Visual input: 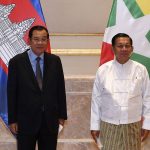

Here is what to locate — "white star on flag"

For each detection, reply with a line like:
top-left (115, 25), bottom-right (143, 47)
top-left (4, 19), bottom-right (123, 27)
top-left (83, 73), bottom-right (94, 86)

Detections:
top-left (104, 0), bottom-right (150, 57)
top-left (101, 0), bottom-right (150, 74)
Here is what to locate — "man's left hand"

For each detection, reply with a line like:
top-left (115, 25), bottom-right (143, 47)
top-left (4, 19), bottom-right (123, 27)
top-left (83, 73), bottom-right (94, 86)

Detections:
top-left (59, 119), bottom-right (65, 126)
top-left (141, 129), bottom-right (149, 142)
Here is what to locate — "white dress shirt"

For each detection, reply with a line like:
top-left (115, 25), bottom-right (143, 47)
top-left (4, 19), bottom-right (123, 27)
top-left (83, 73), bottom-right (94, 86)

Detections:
top-left (90, 59), bottom-right (150, 130)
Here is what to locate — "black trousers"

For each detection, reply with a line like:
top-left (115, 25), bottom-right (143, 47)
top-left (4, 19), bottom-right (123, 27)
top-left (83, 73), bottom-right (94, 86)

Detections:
top-left (17, 114), bottom-right (58, 150)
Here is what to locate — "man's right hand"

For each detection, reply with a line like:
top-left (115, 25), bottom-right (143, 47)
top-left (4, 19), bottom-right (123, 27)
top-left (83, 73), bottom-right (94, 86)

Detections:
top-left (9, 123), bottom-right (18, 134)
top-left (91, 130), bottom-right (100, 143)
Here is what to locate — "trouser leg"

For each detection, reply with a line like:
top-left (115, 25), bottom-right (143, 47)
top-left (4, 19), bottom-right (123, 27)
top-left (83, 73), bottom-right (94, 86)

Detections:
top-left (17, 134), bottom-right (37, 150)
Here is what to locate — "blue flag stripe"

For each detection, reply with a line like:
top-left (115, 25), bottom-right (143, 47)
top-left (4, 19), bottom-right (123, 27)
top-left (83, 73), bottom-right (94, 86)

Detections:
top-left (30, 0), bottom-right (46, 22)
top-left (0, 67), bottom-right (8, 124)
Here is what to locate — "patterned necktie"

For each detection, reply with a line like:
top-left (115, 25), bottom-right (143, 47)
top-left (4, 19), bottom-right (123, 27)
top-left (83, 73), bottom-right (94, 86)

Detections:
top-left (36, 57), bottom-right (42, 90)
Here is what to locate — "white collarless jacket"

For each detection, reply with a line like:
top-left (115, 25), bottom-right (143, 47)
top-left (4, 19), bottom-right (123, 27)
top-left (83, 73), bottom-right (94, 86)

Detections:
top-left (90, 59), bottom-right (150, 130)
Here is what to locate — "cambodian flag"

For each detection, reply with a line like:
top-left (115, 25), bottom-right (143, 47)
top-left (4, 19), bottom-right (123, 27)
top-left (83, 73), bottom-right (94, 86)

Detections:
top-left (0, 0), bottom-right (50, 125)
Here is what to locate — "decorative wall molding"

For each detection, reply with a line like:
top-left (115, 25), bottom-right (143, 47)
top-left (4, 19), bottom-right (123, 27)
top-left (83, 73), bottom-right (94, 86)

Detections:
top-left (51, 49), bottom-right (100, 56)
top-left (50, 33), bottom-right (104, 36)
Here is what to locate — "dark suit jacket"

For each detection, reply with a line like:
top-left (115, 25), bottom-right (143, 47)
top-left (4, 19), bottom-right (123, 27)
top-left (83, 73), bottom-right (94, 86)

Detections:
top-left (7, 50), bottom-right (67, 134)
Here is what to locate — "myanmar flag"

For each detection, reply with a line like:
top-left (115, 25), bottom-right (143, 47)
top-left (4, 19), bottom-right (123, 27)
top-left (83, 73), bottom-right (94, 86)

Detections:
top-left (0, 0), bottom-right (49, 125)
top-left (101, 0), bottom-right (150, 74)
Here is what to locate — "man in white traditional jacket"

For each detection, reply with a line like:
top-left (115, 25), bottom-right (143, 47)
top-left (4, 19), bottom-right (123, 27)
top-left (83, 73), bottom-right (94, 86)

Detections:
top-left (90, 33), bottom-right (150, 150)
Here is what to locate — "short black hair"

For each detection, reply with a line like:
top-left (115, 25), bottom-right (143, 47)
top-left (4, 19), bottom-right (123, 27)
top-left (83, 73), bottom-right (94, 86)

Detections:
top-left (112, 33), bottom-right (132, 46)
top-left (29, 25), bottom-right (49, 39)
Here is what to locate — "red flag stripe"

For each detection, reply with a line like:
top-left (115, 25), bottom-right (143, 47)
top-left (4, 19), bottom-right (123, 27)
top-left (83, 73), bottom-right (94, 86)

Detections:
top-left (100, 42), bottom-right (114, 65)
top-left (0, 59), bottom-right (8, 74)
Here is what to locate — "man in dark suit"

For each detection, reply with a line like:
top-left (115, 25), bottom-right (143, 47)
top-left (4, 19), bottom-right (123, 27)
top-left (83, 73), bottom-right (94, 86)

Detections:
top-left (7, 25), bottom-right (67, 150)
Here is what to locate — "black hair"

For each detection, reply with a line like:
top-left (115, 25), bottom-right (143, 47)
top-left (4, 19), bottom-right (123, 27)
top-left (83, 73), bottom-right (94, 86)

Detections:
top-left (112, 33), bottom-right (132, 46)
top-left (29, 25), bottom-right (49, 39)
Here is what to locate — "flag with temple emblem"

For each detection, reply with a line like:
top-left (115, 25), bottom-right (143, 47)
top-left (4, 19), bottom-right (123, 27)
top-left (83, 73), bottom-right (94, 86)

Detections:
top-left (101, 0), bottom-right (150, 74)
top-left (0, 0), bottom-right (50, 125)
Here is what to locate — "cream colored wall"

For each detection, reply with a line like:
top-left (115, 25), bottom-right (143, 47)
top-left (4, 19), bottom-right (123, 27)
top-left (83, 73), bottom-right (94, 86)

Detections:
top-left (40, 0), bottom-right (113, 75)
top-left (41, 0), bottom-right (113, 34)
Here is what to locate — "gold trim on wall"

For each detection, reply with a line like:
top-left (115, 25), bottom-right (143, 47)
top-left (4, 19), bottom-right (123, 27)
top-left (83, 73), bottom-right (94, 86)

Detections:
top-left (50, 33), bottom-right (103, 56)
top-left (51, 49), bottom-right (100, 56)
top-left (50, 33), bottom-right (104, 36)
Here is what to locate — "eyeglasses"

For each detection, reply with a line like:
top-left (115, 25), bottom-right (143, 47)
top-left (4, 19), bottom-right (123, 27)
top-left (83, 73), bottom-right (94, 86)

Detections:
top-left (115, 45), bottom-right (132, 49)
top-left (32, 38), bottom-right (48, 43)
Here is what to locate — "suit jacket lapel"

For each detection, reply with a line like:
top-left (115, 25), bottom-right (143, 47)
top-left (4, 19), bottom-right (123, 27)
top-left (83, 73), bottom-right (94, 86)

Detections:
top-left (22, 51), bottom-right (40, 89)
top-left (42, 52), bottom-right (52, 90)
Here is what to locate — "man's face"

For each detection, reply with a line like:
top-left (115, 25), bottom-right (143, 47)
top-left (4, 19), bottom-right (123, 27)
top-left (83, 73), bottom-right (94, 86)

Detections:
top-left (29, 29), bottom-right (48, 56)
top-left (113, 37), bottom-right (133, 64)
